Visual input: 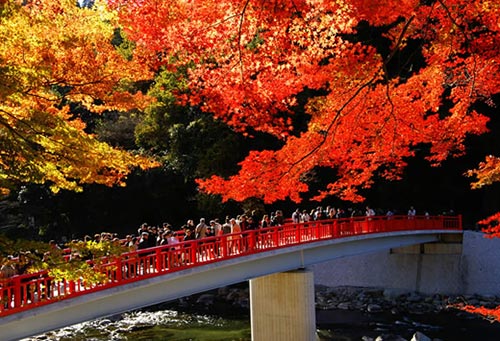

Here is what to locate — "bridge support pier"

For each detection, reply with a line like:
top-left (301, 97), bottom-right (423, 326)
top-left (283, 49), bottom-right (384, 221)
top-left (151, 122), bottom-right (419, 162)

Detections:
top-left (250, 268), bottom-right (316, 341)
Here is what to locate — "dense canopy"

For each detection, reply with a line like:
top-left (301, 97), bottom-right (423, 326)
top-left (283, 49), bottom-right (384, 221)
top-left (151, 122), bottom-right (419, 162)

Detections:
top-left (109, 0), bottom-right (500, 203)
top-left (1, 0), bottom-right (499, 205)
top-left (0, 0), bottom-right (156, 195)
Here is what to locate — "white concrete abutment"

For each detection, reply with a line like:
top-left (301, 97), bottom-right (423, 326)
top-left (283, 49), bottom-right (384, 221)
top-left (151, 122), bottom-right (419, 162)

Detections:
top-left (313, 231), bottom-right (500, 296)
top-left (250, 269), bottom-right (317, 341)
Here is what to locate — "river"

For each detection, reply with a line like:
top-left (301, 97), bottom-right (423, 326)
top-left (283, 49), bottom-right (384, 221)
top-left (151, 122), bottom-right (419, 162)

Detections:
top-left (24, 287), bottom-right (500, 341)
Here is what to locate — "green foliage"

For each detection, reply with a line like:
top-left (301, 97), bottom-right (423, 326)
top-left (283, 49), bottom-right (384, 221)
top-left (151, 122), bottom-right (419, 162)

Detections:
top-left (135, 69), bottom-right (244, 180)
top-left (111, 28), bottom-right (136, 61)
top-left (94, 111), bottom-right (142, 149)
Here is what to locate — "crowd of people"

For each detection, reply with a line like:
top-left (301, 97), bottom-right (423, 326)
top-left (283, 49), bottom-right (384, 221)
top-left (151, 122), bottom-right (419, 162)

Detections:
top-left (89, 204), bottom-right (446, 252)
top-left (119, 209), bottom-right (286, 252)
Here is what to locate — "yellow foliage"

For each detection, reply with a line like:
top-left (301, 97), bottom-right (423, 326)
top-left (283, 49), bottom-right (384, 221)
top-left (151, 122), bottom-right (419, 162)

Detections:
top-left (0, 0), bottom-right (157, 192)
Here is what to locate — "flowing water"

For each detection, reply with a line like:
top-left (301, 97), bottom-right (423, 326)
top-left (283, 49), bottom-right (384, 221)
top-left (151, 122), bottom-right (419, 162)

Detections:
top-left (24, 290), bottom-right (500, 341)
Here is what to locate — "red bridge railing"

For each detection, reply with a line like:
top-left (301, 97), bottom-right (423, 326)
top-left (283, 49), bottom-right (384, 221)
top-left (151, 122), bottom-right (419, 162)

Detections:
top-left (0, 215), bottom-right (461, 317)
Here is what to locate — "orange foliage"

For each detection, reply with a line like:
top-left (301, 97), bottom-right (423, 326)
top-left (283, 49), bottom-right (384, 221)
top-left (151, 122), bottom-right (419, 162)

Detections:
top-left (461, 305), bottom-right (500, 323)
top-left (110, 0), bottom-right (500, 203)
top-left (468, 156), bottom-right (500, 190)
top-left (476, 212), bottom-right (500, 238)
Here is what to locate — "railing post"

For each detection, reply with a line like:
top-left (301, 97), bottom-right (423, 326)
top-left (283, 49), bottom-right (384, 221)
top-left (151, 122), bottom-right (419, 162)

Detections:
top-left (115, 257), bottom-right (122, 281)
top-left (155, 248), bottom-right (162, 273)
top-left (315, 222), bottom-right (321, 240)
top-left (13, 276), bottom-right (21, 308)
top-left (249, 231), bottom-right (256, 251)
top-left (69, 280), bottom-right (75, 294)
top-left (220, 237), bottom-right (228, 258)
top-left (273, 228), bottom-right (279, 246)
top-left (190, 242), bottom-right (197, 264)
top-left (362, 218), bottom-right (368, 234)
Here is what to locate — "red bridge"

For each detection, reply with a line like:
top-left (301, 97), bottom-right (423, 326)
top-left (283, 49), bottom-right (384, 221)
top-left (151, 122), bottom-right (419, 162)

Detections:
top-left (0, 215), bottom-right (462, 340)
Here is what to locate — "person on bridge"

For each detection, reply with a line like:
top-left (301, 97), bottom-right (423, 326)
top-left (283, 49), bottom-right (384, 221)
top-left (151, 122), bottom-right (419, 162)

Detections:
top-left (313, 207), bottom-right (323, 221)
top-left (186, 219), bottom-right (195, 233)
top-left (1, 258), bottom-right (17, 309)
top-left (182, 226), bottom-right (196, 241)
top-left (272, 210), bottom-right (284, 225)
top-left (365, 206), bottom-right (376, 218)
top-left (408, 206), bottom-right (416, 219)
top-left (210, 219), bottom-right (223, 236)
top-left (228, 218), bottom-right (242, 254)
top-left (261, 214), bottom-right (271, 228)
top-left (292, 209), bottom-right (301, 223)
top-left (137, 232), bottom-right (152, 250)
top-left (327, 207), bottom-right (337, 219)
top-left (195, 218), bottom-right (208, 239)
top-left (245, 216), bottom-right (259, 250)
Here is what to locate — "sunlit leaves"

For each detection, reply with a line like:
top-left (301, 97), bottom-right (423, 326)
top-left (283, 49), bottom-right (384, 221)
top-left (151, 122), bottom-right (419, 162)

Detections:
top-left (0, 0), bottom-right (156, 193)
top-left (31, 240), bottom-right (127, 283)
top-left (474, 212), bottom-right (500, 239)
top-left (113, 0), bottom-right (498, 203)
top-left (468, 156), bottom-right (500, 189)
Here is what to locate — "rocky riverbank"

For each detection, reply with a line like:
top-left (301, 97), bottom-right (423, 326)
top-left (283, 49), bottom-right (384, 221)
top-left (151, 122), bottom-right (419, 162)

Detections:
top-left (314, 285), bottom-right (500, 315)
top-left (182, 284), bottom-right (500, 341)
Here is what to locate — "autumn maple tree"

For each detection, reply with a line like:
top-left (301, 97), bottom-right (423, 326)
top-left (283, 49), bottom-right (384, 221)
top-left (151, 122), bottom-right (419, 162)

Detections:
top-left (0, 0), bottom-right (156, 196)
top-left (0, 0), bottom-right (163, 279)
top-left (108, 0), bottom-right (500, 322)
top-left (108, 0), bottom-right (500, 204)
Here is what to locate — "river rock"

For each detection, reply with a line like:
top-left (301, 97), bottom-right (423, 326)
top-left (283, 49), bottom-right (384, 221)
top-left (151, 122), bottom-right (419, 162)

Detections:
top-left (375, 333), bottom-right (408, 341)
top-left (98, 319), bottom-right (112, 326)
top-left (410, 331), bottom-right (431, 341)
top-left (467, 298), bottom-right (479, 306)
top-left (383, 288), bottom-right (408, 299)
top-left (479, 300), bottom-right (497, 308)
top-left (217, 286), bottom-right (229, 296)
top-left (337, 302), bottom-right (351, 309)
top-left (178, 297), bottom-right (190, 308)
top-left (367, 303), bottom-right (383, 313)
top-left (128, 324), bottom-right (152, 332)
top-left (234, 296), bottom-right (249, 309)
top-left (407, 303), bottom-right (432, 315)
top-left (196, 293), bottom-right (215, 306)
top-left (390, 307), bottom-right (400, 315)
top-left (225, 288), bottom-right (241, 301)
top-left (406, 292), bottom-right (422, 302)
top-left (481, 294), bottom-right (496, 302)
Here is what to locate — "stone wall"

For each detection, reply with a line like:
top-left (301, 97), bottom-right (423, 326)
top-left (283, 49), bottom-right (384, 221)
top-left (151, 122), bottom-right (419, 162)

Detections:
top-left (312, 231), bottom-right (500, 296)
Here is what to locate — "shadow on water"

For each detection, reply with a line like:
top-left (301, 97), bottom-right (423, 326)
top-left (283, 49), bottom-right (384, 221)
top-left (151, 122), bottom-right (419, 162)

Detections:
top-left (316, 309), bottom-right (500, 341)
